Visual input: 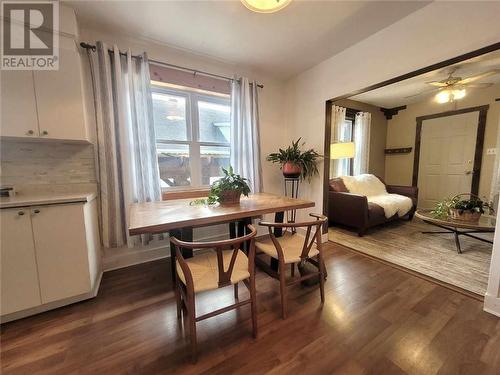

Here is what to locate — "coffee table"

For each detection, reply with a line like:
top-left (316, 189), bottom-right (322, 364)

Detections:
top-left (415, 209), bottom-right (496, 254)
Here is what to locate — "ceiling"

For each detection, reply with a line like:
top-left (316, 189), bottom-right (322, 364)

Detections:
top-left (350, 49), bottom-right (500, 108)
top-left (66, 0), bottom-right (429, 79)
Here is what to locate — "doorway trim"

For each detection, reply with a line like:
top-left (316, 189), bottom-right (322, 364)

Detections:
top-left (412, 105), bottom-right (489, 195)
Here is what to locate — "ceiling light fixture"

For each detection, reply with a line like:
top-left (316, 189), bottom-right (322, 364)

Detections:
top-left (435, 88), bottom-right (466, 104)
top-left (241, 0), bottom-right (292, 13)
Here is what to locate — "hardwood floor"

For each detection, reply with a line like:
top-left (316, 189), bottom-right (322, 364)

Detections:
top-left (1, 242), bottom-right (499, 374)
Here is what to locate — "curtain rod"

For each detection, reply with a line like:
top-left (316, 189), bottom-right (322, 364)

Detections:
top-left (80, 42), bottom-right (264, 88)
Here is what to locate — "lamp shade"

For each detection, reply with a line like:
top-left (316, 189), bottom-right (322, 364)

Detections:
top-left (330, 142), bottom-right (355, 159)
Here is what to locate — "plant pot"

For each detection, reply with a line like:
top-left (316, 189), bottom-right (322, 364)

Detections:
top-left (219, 190), bottom-right (242, 205)
top-left (282, 162), bottom-right (301, 178)
top-left (449, 208), bottom-right (481, 223)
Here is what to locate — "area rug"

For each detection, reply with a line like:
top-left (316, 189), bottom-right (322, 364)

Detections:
top-left (328, 219), bottom-right (493, 296)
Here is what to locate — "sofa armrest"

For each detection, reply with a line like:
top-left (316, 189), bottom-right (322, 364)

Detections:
top-left (328, 191), bottom-right (369, 229)
top-left (387, 185), bottom-right (418, 203)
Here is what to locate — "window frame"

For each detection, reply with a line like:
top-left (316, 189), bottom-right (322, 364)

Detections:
top-left (151, 84), bottom-right (231, 190)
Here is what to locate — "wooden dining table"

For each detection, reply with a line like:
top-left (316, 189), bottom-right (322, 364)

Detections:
top-left (128, 192), bottom-right (315, 280)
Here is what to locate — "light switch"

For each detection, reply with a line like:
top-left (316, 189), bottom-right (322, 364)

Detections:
top-left (486, 148), bottom-right (497, 155)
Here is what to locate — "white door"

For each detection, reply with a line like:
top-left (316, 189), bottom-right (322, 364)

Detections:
top-left (33, 36), bottom-right (88, 141)
top-left (0, 208), bottom-right (41, 315)
top-left (0, 70), bottom-right (40, 138)
top-left (31, 204), bottom-right (91, 303)
top-left (418, 111), bottom-right (479, 209)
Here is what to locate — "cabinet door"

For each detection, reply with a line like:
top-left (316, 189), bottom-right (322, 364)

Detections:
top-left (31, 204), bottom-right (91, 303)
top-left (33, 37), bottom-right (88, 141)
top-left (0, 209), bottom-right (41, 315)
top-left (0, 70), bottom-right (39, 138)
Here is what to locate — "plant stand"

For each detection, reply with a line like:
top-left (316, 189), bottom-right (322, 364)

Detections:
top-left (284, 177), bottom-right (300, 233)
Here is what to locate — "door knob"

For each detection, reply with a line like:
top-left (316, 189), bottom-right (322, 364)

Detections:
top-left (26, 130), bottom-right (34, 135)
top-left (33, 209), bottom-right (40, 214)
top-left (42, 130), bottom-right (48, 136)
top-left (18, 211), bottom-right (25, 216)
top-left (465, 171), bottom-right (472, 175)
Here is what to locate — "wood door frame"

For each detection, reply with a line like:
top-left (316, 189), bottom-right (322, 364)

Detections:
top-left (413, 105), bottom-right (489, 196)
top-left (322, 42), bottom-right (500, 231)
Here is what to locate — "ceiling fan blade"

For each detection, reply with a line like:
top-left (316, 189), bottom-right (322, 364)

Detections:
top-left (458, 69), bottom-right (500, 84)
top-left (465, 83), bottom-right (493, 88)
top-left (426, 81), bottom-right (448, 87)
top-left (405, 88), bottom-right (439, 99)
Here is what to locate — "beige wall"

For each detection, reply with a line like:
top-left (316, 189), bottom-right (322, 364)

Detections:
top-left (385, 83), bottom-right (500, 199)
top-left (333, 99), bottom-right (387, 178)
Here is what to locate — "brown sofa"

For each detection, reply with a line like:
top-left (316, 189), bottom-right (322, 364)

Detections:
top-left (328, 176), bottom-right (418, 236)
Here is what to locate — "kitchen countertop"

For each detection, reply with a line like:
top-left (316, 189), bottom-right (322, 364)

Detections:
top-left (0, 192), bottom-right (97, 209)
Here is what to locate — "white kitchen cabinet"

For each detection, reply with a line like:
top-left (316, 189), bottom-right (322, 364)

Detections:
top-left (31, 204), bottom-right (92, 303)
top-left (0, 36), bottom-right (90, 142)
top-left (33, 36), bottom-right (89, 141)
top-left (0, 208), bottom-right (42, 315)
top-left (0, 198), bottom-right (101, 322)
top-left (0, 70), bottom-right (39, 138)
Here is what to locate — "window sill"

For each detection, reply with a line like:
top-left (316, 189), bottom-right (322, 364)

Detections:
top-left (161, 188), bottom-right (210, 201)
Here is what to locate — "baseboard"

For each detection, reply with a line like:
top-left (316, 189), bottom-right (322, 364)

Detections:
top-left (484, 293), bottom-right (500, 317)
top-left (102, 231), bottom-right (231, 271)
top-left (1, 271), bottom-right (103, 324)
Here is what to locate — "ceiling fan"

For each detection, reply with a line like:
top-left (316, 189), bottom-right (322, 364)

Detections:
top-left (406, 67), bottom-right (500, 103)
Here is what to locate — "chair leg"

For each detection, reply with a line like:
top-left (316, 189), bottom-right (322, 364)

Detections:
top-left (187, 295), bottom-right (197, 363)
top-left (279, 260), bottom-right (288, 319)
top-left (291, 263), bottom-right (295, 278)
top-left (318, 255), bottom-right (325, 304)
top-left (175, 283), bottom-right (182, 319)
top-left (249, 275), bottom-right (258, 339)
top-left (234, 282), bottom-right (239, 300)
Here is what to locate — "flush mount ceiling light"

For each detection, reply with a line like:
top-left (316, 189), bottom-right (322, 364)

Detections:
top-left (241, 0), bottom-right (292, 13)
top-left (435, 88), bottom-right (466, 104)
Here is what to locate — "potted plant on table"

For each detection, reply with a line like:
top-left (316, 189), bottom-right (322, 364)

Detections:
top-left (191, 166), bottom-right (251, 206)
top-left (266, 138), bottom-right (322, 182)
top-left (431, 193), bottom-right (494, 223)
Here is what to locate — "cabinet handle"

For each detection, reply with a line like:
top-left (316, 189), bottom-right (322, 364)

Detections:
top-left (26, 130), bottom-right (34, 135)
top-left (42, 130), bottom-right (48, 136)
top-left (18, 211), bottom-right (25, 216)
top-left (33, 209), bottom-right (40, 214)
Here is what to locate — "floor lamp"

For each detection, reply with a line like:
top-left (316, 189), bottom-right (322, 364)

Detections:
top-left (330, 142), bottom-right (355, 176)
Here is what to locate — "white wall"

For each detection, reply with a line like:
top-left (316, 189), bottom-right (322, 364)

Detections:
top-left (285, 1), bottom-right (500, 315)
top-left (78, 27), bottom-right (289, 269)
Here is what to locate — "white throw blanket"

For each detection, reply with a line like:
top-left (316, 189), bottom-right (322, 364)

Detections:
top-left (342, 174), bottom-right (413, 218)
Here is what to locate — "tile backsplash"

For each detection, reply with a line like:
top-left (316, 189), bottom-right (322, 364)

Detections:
top-left (0, 140), bottom-right (97, 186)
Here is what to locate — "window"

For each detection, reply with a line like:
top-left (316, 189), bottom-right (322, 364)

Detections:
top-left (151, 85), bottom-right (231, 189)
top-left (337, 118), bottom-right (353, 176)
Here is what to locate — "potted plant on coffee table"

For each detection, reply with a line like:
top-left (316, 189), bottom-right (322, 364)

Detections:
top-left (191, 166), bottom-right (251, 206)
top-left (266, 138), bottom-right (322, 182)
top-left (431, 193), bottom-right (493, 223)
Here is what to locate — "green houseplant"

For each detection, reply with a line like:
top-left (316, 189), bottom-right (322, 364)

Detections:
top-left (431, 193), bottom-right (493, 222)
top-left (267, 138), bottom-right (322, 182)
top-left (191, 166), bottom-right (251, 206)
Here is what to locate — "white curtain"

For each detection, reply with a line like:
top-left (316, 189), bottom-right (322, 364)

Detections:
top-left (331, 105), bottom-right (347, 176)
top-left (230, 77), bottom-right (262, 193)
top-left (489, 115), bottom-right (500, 211)
top-left (353, 111), bottom-right (371, 176)
top-left (88, 41), bottom-right (161, 248)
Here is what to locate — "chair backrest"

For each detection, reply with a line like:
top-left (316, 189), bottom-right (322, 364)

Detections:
top-left (170, 225), bottom-right (257, 288)
top-left (259, 214), bottom-right (327, 260)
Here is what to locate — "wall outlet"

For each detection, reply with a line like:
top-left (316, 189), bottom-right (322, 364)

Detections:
top-left (486, 148), bottom-right (497, 155)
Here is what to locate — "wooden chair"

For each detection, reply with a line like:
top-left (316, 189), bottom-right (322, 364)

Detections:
top-left (170, 225), bottom-right (258, 363)
top-left (255, 213), bottom-right (327, 319)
